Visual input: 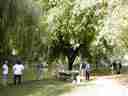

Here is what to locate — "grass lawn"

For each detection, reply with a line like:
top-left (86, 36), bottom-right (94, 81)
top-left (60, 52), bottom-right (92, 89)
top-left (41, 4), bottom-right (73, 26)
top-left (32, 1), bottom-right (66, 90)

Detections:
top-left (0, 79), bottom-right (72, 96)
top-left (0, 64), bottom-right (96, 96)
top-left (0, 66), bottom-right (72, 96)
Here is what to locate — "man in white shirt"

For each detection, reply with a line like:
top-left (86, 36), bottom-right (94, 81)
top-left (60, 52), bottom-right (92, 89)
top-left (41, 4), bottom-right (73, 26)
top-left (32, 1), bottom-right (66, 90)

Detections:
top-left (2, 60), bottom-right (8, 86)
top-left (13, 61), bottom-right (24, 85)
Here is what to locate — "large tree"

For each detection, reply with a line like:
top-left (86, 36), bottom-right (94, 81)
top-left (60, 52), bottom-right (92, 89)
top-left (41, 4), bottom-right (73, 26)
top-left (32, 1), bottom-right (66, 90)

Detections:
top-left (43, 0), bottom-right (108, 70)
top-left (0, 0), bottom-right (108, 69)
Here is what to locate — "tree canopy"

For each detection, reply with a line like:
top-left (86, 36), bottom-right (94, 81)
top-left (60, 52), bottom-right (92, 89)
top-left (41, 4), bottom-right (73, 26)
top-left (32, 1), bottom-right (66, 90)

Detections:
top-left (1, 0), bottom-right (128, 71)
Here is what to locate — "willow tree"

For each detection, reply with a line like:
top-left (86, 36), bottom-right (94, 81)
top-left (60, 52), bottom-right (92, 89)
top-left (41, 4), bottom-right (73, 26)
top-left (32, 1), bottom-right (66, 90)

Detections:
top-left (0, 0), bottom-right (44, 63)
top-left (0, 0), bottom-right (17, 58)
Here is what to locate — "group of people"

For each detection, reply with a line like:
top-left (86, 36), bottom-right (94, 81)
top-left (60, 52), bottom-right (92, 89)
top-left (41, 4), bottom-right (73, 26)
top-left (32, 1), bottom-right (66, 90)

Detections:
top-left (2, 59), bottom-right (90, 86)
top-left (72, 62), bottom-right (91, 84)
top-left (111, 60), bottom-right (122, 74)
top-left (2, 60), bottom-right (24, 86)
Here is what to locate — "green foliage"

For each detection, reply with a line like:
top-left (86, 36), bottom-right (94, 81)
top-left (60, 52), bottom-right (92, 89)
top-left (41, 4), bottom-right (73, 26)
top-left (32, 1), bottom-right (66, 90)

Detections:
top-left (0, 0), bottom-right (45, 62)
top-left (45, 2), bottom-right (107, 65)
top-left (0, 0), bottom-right (108, 66)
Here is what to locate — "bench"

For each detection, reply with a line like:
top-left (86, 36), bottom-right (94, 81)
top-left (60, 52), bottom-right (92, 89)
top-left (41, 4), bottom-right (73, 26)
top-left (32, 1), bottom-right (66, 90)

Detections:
top-left (58, 71), bottom-right (79, 81)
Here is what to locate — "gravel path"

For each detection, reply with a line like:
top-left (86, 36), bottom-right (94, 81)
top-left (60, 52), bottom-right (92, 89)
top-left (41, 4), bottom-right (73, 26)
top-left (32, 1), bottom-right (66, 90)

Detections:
top-left (60, 76), bottom-right (128, 96)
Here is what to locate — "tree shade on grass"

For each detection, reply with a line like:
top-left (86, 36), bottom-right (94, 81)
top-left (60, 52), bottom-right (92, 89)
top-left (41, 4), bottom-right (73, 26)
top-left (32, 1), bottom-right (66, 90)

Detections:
top-left (0, 79), bottom-right (72, 96)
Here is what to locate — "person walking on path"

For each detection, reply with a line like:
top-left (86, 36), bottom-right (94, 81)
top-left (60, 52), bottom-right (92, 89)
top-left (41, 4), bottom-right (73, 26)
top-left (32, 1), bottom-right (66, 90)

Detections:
top-left (85, 63), bottom-right (91, 80)
top-left (117, 60), bottom-right (122, 74)
top-left (2, 60), bottom-right (9, 86)
top-left (13, 60), bottom-right (24, 85)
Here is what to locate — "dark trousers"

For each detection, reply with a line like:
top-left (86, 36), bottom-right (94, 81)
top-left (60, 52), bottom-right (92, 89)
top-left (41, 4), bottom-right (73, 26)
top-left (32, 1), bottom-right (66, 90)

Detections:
top-left (14, 75), bottom-right (22, 85)
top-left (86, 71), bottom-right (90, 80)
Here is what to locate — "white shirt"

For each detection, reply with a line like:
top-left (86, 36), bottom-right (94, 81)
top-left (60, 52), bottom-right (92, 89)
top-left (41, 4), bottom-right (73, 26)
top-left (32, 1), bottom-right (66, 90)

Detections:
top-left (13, 64), bottom-right (24, 75)
top-left (2, 64), bottom-right (8, 75)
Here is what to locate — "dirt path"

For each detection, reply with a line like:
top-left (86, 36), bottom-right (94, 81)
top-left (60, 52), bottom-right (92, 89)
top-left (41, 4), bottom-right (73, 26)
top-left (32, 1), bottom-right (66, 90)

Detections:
top-left (60, 76), bottom-right (128, 96)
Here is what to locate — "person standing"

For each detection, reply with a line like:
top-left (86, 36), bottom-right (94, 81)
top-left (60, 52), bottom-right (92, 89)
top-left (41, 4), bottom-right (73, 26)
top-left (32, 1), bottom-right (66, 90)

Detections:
top-left (2, 60), bottom-right (9, 86)
top-left (80, 63), bottom-right (85, 78)
top-left (36, 63), bottom-right (43, 80)
top-left (117, 60), bottom-right (122, 74)
top-left (112, 61), bottom-right (117, 74)
top-left (13, 61), bottom-right (24, 85)
top-left (85, 63), bottom-right (91, 80)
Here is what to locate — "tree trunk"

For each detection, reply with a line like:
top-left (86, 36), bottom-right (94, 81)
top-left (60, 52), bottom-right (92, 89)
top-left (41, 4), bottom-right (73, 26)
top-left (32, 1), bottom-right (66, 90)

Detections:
top-left (67, 45), bottom-right (81, 70)
top-left (68, 57), bottom-right (74, 70)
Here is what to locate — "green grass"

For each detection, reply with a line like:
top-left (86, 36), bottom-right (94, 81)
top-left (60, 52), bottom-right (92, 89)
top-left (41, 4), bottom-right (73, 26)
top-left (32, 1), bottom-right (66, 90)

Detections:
top-left (0, 66), bottom-right (72, 96)
top-left (0, 64), bottom-right (96, 96)
top-left (0, 79), bottom-right (72, 96)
